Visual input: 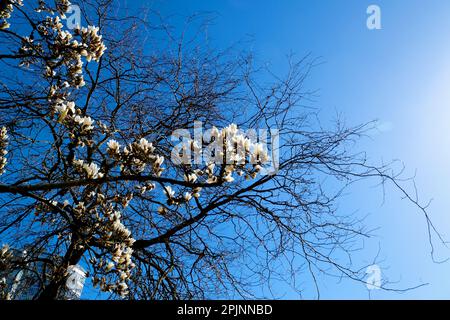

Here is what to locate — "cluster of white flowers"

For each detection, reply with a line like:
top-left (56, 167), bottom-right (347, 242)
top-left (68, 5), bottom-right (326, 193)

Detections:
top-left (100, 204), bottom-right (135, 247)
top-left (53, 100), bottom-right (76, 122)
top-left (18, 36), bottom-right (43, 68)
top-left (136, 182), bottom-right (156, 194)
top-left (37, 16), bottom-right (83, 88)
top-left (52, 100), bottom-right (95, 148)
top-left (72, 159), bottom-right (104, 179)
top-left (73, 115), bottom-right (95, 133)
top-left (0, 127), bottom-right (8, 176)
top-left (74, 26), bottom-right (107, 62)
top-left (157, 123), bottom-right (271, 206)
top-left (92, 243), bottom-right (134, 297)
top-left (163, 185), bottom-right (175, 198)
top-left (221, 124), bottom-right (269, 166)
top-left (0, 244), bottom-right (12, 271)
top-left (55, 0), bottom-right (71, 17)
top-left (2, 2), bottom-right (274, 299)
top-left (0, 276), bottom-right (10, 300)
top-left (85, 196), bottom-right (136, 297)
top-left (177, 123), bottom-right (269, 186)
top-left (160, 184), bottom-right (201, 208)
top-left (10, 2), bottom-right (108, 152)
top-left (106, 139), bottom-right (121, 156)
top-left (0, 245), bottom-right (13, 298)
top-left (106, 137), bottom-right (165, 176)
top-left (184, 172), bottom-right (197, 183)
top-left (0, 0), bottom-right (23, 30)
top-left (68, 191), bottom-right (136, 297)
top-left (20, 3), bottom-right (106, 89)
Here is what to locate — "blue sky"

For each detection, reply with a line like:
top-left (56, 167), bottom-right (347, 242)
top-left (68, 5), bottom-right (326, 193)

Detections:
top-left (115, 0), bottom-right (450, 299)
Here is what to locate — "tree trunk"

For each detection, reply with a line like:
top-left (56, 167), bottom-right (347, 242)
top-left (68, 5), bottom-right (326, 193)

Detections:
top-left (37, 237), bottom-right (85, 300)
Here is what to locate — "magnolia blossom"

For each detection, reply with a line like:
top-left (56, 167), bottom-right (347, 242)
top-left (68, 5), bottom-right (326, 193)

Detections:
top-left (184, 172), bottom-right (198, 183)
top-left (138, 138), bottom-right (154, 153)
top-left (73, 160), bottom-right (103, 179)
top-left (74, 115), bottom-right (94, 132)
top-left (107, 139), bottom-right (121, 154)
top-left (0, 244), bottom-right (12, 271)
top-left (163, 186), bottom-right (175, 198)
top-left (54, 101), bottom-right (76, 122)
top-left (56, 0), bottom-right (71, 18)
top-left (0, 127), bottom-right (8, 175)
top-left (157, 206), bottom-right (167, 215)
top-left (76, 26), bottom-right (107, 62)
top-left (0, 0), bottom-right (23, 30)
top-left (206, 176), bottom-right (218, 184)
top-left (108, 137), bottom-right (164, 176)
top-left (192, 187), bottom-right (202, 198)
top-left (136, 182), bottom-right (156, 194)
top-left (183, 192), bottom-right (192, 202)
top-left (223, 172), bottom-right (234, 183)
top-left (0, 244), bottom-right (10, 258)
top-left (105, 261), bottom-right (114, 272)
top-left (84, 162), bottom-right (103, 179)
top-left (154, 155), bottom-right (164, 167)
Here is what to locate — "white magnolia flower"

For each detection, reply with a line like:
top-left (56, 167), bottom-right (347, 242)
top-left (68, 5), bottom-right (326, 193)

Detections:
top-left (157, 206), bottom-right (166, 214)
top-left (230, 153), bottom-right (245, 163)
top-left (183, 192), bottom-right (192, 202)
top-left (74, 115), bottom-right (94, 132)
top-left (192, 187), bottom-right (202, 198)
top-left (105, 262), bottom-right (114, 272)
top-left (223, 173), bottom-right (234, 183)
top-left (138, 138), bottom-right (154, 153)
top-left (222, 123), bottom-right (238, 138)
top-left (82, 116), bottom-right (94, 131)
top-left (74, 116), bottom-right (83, 124)
top-left (117, 282), bottom-right (128, 296)
top-left (73, 159), bottom-right (84, 167)
top-left (0, 22), bottom-right (10, 30)
top-left (107, 139), bottom-right (121, 154)
top-left (0, 127), bottom-right (8, 175)
top-left (154, 155), bottom-right (164, 166)
top-left (163, 186), bottom-right (175, 198)
top-left (1, 244), bottom-right (9, 256)
top-left (184, 173), bottom-right (197, 183)
top-left (83, 162), bottom-right (103, 179)
top-left (206, 176), bottom-right (218, 184)
top-left (54, 101), bottom-right (76, 121)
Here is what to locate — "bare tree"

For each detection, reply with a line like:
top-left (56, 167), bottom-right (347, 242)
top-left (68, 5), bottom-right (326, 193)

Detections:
top-left (0, 0), bottom-right (441, 300)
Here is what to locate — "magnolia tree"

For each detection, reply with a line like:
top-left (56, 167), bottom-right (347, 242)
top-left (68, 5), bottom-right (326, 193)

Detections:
top-left (0, 0), bottom-right (440, 300)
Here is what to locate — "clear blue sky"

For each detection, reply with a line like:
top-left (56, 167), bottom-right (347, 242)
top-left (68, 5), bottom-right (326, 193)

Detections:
top-left (116, 0), bottom-right (450, 299)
